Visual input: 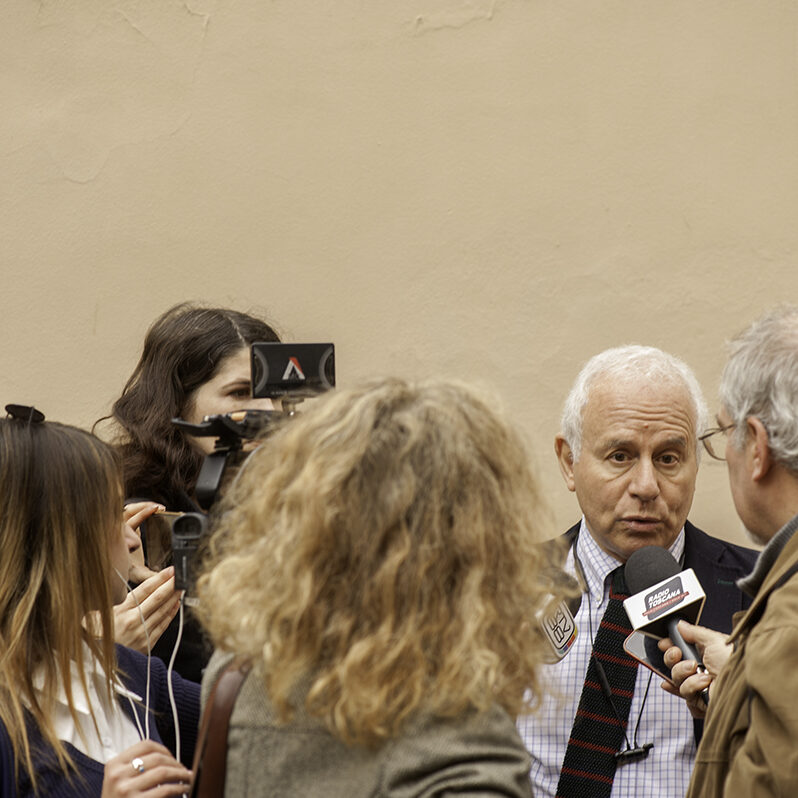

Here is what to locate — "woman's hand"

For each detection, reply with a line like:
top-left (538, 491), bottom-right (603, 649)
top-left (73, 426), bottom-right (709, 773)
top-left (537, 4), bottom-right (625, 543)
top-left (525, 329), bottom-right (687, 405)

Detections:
top-left (658, 620), bottom-right (732, 718)
top-left (113, 567), bottom-right (181, 653)
top-left (101, 740), bottom-right (191, 797)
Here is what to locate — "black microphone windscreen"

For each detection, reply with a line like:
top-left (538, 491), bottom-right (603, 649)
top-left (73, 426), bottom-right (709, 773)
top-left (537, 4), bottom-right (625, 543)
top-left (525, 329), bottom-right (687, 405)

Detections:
top-left (624, 545), bottom-right (681, 595)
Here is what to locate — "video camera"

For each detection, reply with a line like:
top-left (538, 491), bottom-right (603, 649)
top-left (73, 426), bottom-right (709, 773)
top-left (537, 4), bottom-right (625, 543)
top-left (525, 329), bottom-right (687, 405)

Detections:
top-left (149, 342), bottom-right (335, 591)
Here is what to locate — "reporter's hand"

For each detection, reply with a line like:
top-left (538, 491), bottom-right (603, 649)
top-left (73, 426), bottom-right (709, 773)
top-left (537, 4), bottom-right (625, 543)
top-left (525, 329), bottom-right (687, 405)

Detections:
top-left (101, 740), bottom-right (191, 797)
top-left (657, 620), bottom-right (731, 718)
top-left (113, 568), bottom-right (181, 654)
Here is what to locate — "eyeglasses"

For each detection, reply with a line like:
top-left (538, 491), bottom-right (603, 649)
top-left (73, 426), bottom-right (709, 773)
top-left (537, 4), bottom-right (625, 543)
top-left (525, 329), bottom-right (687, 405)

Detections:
top-left (699, 423), bottom-right (735, 461)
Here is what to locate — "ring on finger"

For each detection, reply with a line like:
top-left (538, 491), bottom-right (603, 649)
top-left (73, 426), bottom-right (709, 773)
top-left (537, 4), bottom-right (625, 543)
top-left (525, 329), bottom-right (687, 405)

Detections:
top-left (131, 756), bottom-right (145, 774)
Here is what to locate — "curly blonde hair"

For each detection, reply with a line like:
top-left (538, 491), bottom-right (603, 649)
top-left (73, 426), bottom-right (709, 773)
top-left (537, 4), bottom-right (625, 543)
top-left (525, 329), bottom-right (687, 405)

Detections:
top-left (198, 378), bottom-right (566, 746)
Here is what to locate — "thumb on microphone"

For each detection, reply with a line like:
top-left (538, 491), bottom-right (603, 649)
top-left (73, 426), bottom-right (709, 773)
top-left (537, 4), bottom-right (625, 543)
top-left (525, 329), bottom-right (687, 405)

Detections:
top-left (657, 621), bottom-right (731, 717)
top-left (663, 620), bottom-right (732, 677)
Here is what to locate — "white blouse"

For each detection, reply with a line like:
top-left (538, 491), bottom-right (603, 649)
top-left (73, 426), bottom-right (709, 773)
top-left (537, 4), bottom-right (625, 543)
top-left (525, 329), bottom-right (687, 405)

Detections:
top-left (31, 644), bottom-right (144, 763)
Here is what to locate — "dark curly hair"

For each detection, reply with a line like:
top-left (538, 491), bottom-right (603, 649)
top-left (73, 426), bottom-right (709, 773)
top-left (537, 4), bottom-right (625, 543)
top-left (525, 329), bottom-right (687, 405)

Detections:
top-left (99, 302), bottom-right (280, 504)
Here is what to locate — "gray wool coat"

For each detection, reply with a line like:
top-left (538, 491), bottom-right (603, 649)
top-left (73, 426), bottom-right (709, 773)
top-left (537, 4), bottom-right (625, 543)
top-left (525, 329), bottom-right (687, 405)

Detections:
top-left (200, 650), bottom-right (535, 798)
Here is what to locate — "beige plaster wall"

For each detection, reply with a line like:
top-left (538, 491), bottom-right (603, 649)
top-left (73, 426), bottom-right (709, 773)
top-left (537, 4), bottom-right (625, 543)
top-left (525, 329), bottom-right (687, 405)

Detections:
top-left (2, 0), bottom-right (797, 547)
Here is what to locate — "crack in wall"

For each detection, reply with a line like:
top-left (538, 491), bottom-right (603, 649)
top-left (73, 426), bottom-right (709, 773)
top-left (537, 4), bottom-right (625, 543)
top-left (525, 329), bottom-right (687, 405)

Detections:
top-left (410, 0), bottom-right (499, 36)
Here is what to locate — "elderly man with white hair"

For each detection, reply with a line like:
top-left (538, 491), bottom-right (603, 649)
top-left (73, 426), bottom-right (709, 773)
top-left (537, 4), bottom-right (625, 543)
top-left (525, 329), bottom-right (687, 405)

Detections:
top-left (518, 345), bottom-right (757, 798)
top-left (661, 306), bottom-right (798, 797)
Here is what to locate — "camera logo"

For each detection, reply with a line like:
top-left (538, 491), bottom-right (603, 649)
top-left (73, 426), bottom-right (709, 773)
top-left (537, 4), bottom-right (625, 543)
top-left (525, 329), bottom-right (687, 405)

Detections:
top-left (282, 357), bottom-right (306, 381)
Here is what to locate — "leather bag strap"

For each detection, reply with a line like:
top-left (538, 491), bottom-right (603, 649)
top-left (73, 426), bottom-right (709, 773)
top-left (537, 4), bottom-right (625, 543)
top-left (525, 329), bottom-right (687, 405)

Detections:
top-left (189, 659), bottom-right (251, 798)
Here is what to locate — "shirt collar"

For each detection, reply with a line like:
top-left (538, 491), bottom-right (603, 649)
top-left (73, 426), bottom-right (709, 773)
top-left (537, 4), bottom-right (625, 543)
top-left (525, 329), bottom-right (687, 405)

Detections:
top-left (574, 517), bottom-right (686, 607)
top-left (30, 643), bottom-right (141, 715)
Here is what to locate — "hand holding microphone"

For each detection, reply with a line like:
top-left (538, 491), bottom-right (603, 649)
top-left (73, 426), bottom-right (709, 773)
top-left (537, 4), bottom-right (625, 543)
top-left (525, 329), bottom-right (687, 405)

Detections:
top-left (657, 621), bottom-right (732, 718)
top-left (623, 546), bottom-right (716, 712)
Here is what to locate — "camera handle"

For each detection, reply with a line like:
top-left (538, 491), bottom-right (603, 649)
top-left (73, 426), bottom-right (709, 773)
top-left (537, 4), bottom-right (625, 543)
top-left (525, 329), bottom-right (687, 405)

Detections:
top-left (195, 448), bottom-right (235, 511)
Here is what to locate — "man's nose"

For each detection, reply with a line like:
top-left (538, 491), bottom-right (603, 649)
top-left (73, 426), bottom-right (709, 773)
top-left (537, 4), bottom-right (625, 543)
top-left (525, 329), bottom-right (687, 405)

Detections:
top-left (628, 458), bottom-right (660, 502)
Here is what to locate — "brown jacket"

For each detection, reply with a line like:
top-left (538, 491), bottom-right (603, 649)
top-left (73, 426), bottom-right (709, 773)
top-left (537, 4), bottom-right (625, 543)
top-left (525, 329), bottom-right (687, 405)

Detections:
top-left (687, 530), bottom-right (798, 798)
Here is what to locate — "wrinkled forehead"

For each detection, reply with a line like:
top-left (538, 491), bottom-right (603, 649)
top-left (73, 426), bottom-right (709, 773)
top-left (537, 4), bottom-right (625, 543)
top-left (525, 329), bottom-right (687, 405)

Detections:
top-left (583, 374), bottom-right (698, 442)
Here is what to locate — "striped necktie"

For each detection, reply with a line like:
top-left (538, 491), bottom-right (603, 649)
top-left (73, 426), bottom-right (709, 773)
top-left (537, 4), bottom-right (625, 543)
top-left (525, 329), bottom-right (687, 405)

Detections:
top-left (556, 565), bottom-right (640, 798)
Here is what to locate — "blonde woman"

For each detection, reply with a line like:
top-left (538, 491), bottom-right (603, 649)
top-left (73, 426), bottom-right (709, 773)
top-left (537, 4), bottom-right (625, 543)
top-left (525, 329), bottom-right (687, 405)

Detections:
top-left (0, 409), bottom-right (199, 797)
top-left (197, 378), bottom-right (568, 796)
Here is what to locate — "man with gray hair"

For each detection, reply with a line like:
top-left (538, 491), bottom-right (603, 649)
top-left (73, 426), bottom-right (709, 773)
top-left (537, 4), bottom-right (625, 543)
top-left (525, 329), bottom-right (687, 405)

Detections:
top-left (661, 306), bottom-right (798, 797)
top-left (518, 345), bottom-right (757, 798)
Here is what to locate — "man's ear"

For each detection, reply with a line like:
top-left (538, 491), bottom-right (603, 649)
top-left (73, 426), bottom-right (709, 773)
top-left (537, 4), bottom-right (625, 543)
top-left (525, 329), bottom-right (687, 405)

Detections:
top-left (747, 416), bottom-right (774, 482)
top-left (555, 436), bottom-right (577, 492)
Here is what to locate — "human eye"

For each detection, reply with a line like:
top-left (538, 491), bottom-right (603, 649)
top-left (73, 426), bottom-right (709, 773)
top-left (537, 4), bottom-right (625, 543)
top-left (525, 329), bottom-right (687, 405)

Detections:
top-left (228, 385), bottom-right (251, 399)
top-left (657, 452), bottom-right (681, 467)
top-left (608, 451), bottom-right (630, 463)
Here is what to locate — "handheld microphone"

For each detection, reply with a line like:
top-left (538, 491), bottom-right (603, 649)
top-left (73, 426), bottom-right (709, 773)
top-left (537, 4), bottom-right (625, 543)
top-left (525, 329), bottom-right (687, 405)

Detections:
top-left (623, 546), bottom-right (711, 705)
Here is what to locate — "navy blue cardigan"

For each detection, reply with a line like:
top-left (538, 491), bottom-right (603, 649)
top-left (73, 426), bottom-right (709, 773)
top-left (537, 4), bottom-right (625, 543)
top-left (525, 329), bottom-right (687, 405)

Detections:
top-left (0, 645), bottom-right (200, 797)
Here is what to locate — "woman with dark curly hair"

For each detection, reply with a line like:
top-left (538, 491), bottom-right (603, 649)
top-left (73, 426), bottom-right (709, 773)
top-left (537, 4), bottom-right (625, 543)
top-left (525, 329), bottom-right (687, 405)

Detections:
top-left (102, 302), bottom-right (280, 511)
top-left (98, 302), bottom-right (281, 682)
top-left (196, 377), bottom-right (571, 796)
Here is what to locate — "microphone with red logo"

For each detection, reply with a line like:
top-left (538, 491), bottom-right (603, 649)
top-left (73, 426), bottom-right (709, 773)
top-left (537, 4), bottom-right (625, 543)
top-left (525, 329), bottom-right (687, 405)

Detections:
top-left (623, 545), bottom-right (711, 705)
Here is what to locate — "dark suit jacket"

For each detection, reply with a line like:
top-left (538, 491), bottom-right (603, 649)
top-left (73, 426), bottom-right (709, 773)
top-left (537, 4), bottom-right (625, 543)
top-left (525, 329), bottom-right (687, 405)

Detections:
top-left (563, 519), bottom-right (758, 741)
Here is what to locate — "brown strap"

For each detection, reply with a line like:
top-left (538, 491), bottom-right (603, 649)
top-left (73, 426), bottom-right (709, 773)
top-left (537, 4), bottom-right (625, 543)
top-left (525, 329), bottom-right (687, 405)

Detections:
top-left (190, 659), bottom-right (251, 798)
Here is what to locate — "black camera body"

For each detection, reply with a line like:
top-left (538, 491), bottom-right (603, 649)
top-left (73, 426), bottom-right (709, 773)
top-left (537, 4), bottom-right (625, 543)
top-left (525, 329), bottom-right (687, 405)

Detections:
top-left (173, 342), bottom-right (336, 510)
top-left (171, 512), bottom-right (208, 592)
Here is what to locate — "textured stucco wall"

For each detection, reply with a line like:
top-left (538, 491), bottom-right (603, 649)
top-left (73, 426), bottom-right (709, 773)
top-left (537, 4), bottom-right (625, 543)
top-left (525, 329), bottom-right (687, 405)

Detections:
top-left (2, 0), bottom-right (797, 546)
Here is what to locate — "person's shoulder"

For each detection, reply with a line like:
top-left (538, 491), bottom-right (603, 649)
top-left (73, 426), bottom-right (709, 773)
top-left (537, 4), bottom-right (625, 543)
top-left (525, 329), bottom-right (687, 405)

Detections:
top-left (542, 522), bottom-right (579, 558)
top-left (382, 707), bottom-right (533, 797)
top-left (562, 522), bottom-right (580, 544)
top-left (684, 521), bottom-right (759, 571)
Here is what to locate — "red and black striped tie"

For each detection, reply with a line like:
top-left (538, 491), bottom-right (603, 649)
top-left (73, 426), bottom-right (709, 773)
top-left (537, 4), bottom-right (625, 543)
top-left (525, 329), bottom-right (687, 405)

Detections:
top-left (556, 565), bottom-right (639, 798)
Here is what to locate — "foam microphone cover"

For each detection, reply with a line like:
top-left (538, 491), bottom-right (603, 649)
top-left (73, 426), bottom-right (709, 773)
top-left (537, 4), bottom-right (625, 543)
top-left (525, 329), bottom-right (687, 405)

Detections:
top-left (624, 545), bottom-right (681, 594)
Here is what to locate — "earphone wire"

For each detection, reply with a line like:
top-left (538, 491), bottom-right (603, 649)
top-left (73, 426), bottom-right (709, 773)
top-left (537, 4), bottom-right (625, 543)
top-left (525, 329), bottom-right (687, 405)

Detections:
top-left (167, 597), bottom-right (185, 764)
top-left (118, 566), bottom-right (185, 762)
top-left (115, 568), bottom-right (152, 741)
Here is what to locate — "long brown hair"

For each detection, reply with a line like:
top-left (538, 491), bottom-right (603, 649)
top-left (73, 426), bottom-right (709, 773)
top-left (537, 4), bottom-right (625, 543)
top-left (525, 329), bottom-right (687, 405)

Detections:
top-left (0, 416), bottom-right (122, 791)
top-left (198, 378), bottom-right (568, 746)
top-left (98, 302), bottom-right (280, 503)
